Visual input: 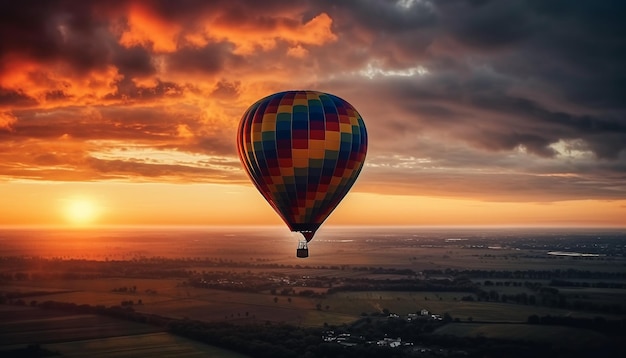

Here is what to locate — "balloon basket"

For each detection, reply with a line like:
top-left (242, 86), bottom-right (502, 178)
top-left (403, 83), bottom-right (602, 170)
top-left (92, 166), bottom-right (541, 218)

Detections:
top-left (296, 240), bottom-right (309, 258)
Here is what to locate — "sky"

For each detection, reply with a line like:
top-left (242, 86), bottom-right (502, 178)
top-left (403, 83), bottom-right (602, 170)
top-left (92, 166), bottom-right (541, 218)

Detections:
top-left (0, 0), bottom-right (625, 228)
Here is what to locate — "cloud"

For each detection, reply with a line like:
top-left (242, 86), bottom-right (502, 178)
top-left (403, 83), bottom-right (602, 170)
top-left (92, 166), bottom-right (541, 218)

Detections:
top-left (361, 142), bottom-right (626, 202)
top-left (0, 0), bottom-right (624, 203)
top-left (166, 42), bottom-right (234, 75)
top-left (0, 111), bottom-right (17, 130)
top-left (0, 88), bottom-right (38, 108)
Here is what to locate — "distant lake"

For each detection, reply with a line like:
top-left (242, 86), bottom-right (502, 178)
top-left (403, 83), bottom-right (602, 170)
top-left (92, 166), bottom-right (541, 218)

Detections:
top-left (548, 251), bottom-right (602, 257)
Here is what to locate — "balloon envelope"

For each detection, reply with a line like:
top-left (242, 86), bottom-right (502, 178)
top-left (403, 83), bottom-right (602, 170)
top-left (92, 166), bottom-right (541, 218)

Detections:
top-left (237, 90), bottom-right (367, 242)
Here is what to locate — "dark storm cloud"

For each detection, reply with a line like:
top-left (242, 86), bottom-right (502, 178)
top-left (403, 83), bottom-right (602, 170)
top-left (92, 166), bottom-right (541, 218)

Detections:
top-left (311, 0), bottom-right (626, 161)
top-left (166, 42), bottom-right (234, 75)
top-left (438, 0), bottom-right (533, 49)
top-left (0, 0), bottom-right (159, 110)
top-left (120, 0), bottom-right (302, 21)
top-left (318, 0), bottom-right (437, 33)
top-left (45, 90), bottom-right (73, 102)
top-left (0, 0), bottom-right (114, 74)
top-left (112, 45), bottom-right (157, 78)
top-left (211, 80), bottom-right (241, 99)
top-left (436, 0), bottom-right (626, 157)
top-left (362, 136), bottom-right (626, 201)
top-left (0, 88), bottom-right (37, 108)
top-left (105, 79), bottom-right (185, 101)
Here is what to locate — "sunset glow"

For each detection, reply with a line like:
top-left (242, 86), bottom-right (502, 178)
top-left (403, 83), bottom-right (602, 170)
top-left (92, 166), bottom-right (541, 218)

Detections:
top-left (0, 1), bottom-right (624, 228)
top-left (63, 198), bottom-right (100, 226)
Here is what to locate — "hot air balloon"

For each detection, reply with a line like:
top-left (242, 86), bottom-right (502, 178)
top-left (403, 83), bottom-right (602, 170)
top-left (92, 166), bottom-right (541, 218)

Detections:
top-left (236, 90), bottom-right (367, 258)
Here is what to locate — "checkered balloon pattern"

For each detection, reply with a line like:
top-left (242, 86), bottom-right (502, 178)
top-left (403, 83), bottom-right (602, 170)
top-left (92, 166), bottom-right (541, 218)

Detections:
top-left (237, 91), bottom-right (368, 241)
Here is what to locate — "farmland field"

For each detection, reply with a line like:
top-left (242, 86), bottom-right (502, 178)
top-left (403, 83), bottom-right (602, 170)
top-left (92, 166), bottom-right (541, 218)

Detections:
top-left (45, 332), bottom-right (250, 358)
top-left (323, 290), bottom-right (606, 322)
top-left (10, 279), bottom-right (610, 326)
top-left (0, 305), bottom-right (249, 357)
top-left (1, 226), bottom-right (625, 356)
top-left (434, 322), bottom-right (609, 349)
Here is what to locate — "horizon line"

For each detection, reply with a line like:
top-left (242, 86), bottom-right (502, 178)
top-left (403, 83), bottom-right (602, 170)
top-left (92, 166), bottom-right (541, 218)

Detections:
top-left (0, 224), bottom-right (624, 230)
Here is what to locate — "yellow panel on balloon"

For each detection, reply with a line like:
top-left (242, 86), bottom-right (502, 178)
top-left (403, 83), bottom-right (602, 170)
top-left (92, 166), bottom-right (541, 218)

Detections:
top-left (324, 132), bottom-right (341, 149)
top-left (293, 157), bottom-right (309, 168)
top-left (309, 149), bottom-right (325, 159)
top-left (292, 149), bottom-right (309, 159)
top-left (306, 92), bottom-right (320, 100)
top-left (278, 105), bottom-right (293, 114)
top-left (340, 123), bottom-right (352, 133)
top-left (262, 120), bottom-right (276, 132)
top-left (262, 113), bottom-right (276, 122)
top-left (293, 98), bottom-right (308, 106)
top-left (280, 167), bottom-right (294, 176)
top-left (309, 140), bottom-right (325, 150)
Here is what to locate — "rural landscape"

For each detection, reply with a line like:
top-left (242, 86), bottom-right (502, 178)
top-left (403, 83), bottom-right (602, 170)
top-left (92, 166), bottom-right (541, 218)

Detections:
top-left (1, 226), bottom-right (625, 357)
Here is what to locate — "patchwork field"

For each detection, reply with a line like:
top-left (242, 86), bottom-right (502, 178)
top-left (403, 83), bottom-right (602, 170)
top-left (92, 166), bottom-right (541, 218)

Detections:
top-left (0, 305), bottom-right (249, 357)
top-left (322, 290), bottom-right (610, 322)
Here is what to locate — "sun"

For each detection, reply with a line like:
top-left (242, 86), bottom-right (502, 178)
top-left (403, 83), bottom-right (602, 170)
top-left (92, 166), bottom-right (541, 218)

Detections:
top-left (64, 198), bottom-right (99, 226)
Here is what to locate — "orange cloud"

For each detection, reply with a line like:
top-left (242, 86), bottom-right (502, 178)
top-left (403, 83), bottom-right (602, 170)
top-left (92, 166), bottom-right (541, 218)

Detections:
top-left (209, 12), bottom-right (337, 55)
top-left (1, 57), bottom-right (122, 108)
top-left (117, 2), bottom-right (337, 58)
top-left (0, 111), bottom-right (16, 130)
top-left (119, 3), bottom-right (181, 53)
top-left (287, 44), bottom-right (309, 58)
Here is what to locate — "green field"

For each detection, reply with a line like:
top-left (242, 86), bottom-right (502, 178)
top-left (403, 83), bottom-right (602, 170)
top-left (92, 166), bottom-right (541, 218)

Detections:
top-left (321, 290), bottom-right (606, 322)
top-left (4, 273), bottom-right (624, 328)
